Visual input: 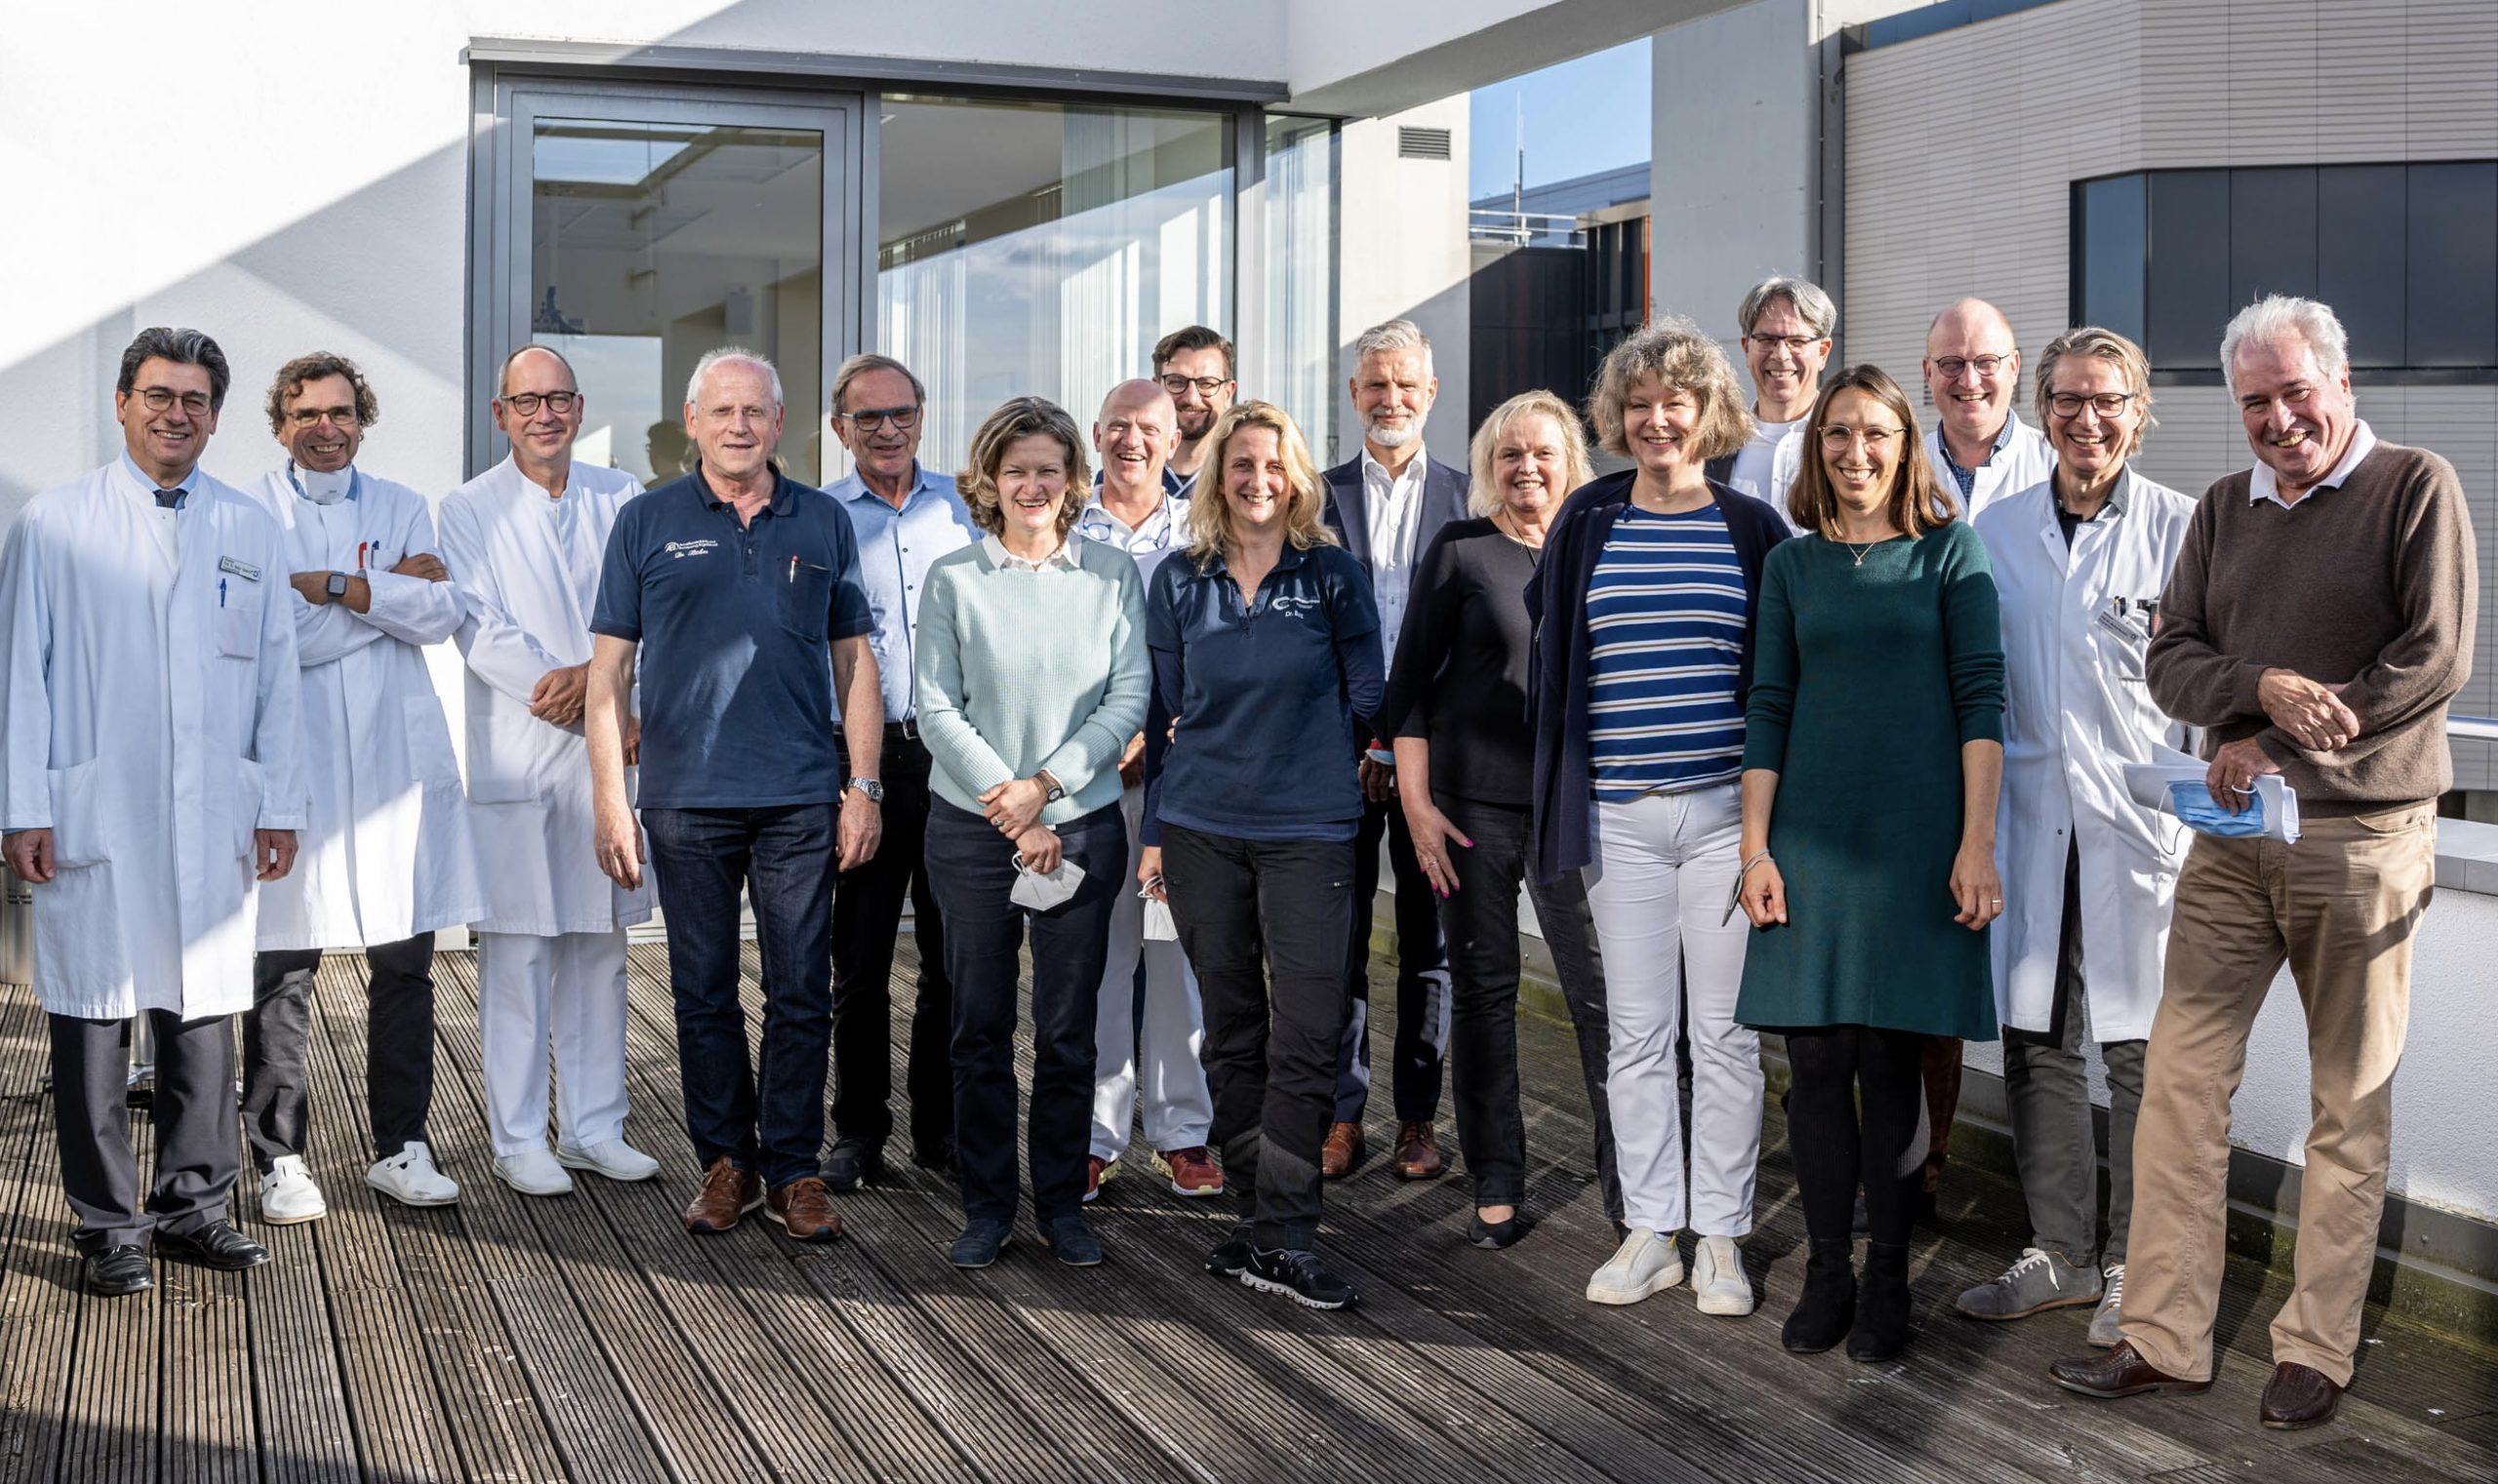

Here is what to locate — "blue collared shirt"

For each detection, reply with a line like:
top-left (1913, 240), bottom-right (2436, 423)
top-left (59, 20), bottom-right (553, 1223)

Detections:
top-left (122, 452), bottom-right (199, 508)
top-left (1936, 413), bottom-right (2018, 499)
top-left (826, 461), bottom-right (979, 723)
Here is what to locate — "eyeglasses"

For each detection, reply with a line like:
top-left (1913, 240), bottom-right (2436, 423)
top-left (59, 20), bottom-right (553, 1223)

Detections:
top-left (287, 407), bottom-right (361, 429)
top-left (1159, 375), bottom-right (1231, 398)
top-left (841, 404), bottom-right (921, 432)
top-left (500, 390), bottom-right (578, 416)
top-left (134, 387), bottom-right (214, 416)
top-left (1747, 334), bottom-right (1821, 354)
top-left (1931, 355), bottom-right (2010, 380)
top-left (1819, 424), bottom-right (1904, 452)
top-left (2046, 390), bottom-right (2138, 418)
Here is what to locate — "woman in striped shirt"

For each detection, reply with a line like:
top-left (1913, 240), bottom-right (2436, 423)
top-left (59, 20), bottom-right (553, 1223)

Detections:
top-left (1528, 318), bottom-right (1790, 1315)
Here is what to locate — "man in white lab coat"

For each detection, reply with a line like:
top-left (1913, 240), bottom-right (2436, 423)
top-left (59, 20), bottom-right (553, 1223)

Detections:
top-left (1961, 328), bottom-right (2194, 1345)
top-left (241, 353), bottom-right (488, 1224)
top-left (1921, 298), bottom-right (2056, 523)
top-left (0, 328), bottom-right (306, 1296)
top-left (439, 345), bottom-right (659, 1198)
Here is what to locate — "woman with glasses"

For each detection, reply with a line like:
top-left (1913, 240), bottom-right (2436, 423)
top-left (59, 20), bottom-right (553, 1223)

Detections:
top-left (1379, 390), bottom-right (1618, 1251)
top-left (1731, 364), bottom-right (2006, 1363)
top-left (1527, 321), bottom-right (1791, 1314)
top-left (913, 396), bottom-right (1148, 1270)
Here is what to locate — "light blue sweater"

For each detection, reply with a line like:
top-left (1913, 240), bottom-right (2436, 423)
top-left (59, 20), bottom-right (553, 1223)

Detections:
top-left (912, 537), bottom-right (1149, 824)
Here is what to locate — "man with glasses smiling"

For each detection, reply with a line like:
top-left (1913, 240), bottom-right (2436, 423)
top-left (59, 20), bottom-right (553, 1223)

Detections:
top-left (1920, 298), bottom-right (2055, 523)
top-left (1707, 275), bottom-right (1836, 524)
top-left (1153, 325), bottom-right (1237, 498)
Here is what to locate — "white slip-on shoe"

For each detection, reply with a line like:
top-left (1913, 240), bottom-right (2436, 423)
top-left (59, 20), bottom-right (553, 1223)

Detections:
top-left (493, 1147), bottom-right (576, 1197)
top-left (1586, 1227), bottom-right (1685, 1305)
top-left (259, 1155), bottom-right (328, 1224)
top-left (367, 1142), bottom-right (462, 1206)
top-left (555, 1138), bottom-right (662, 1183)
top-left (1692, 1234), bottom-right (1755, 1316)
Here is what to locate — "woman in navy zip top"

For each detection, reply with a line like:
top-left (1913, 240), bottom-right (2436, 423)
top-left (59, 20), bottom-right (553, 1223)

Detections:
top-left (1137, 400), bottom-right (1384, 1311)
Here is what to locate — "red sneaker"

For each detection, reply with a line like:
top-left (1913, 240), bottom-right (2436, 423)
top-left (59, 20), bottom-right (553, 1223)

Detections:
top-left (1155, 1145), bottom-right (1225, 1197)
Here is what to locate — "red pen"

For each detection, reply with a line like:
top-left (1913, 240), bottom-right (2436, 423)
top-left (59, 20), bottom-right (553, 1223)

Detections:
top-left (357, 541), bottom-right (368, 572)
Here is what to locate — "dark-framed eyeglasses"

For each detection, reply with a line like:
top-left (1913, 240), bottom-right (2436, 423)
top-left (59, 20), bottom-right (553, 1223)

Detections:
top-left (1159, 375), bottom-right (1231, 398)
top-left (2046, 390), bottom-right (2138, 418)
top-left (287, 406), bottom-right (362, 429)
top-left (134, 386), bottom-right (214, 416)
top-left (842, 403), bottom-right (922, 432)
top-left (1931, 354), bottom-right (2011, 380)
top-left (500, 390), bottom-right (578, 416)
top-left (1746, 333), bottom-right (1821, 355)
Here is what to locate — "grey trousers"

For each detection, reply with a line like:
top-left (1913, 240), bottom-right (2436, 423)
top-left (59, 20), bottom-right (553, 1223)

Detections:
top-left (2003, 842), bottom-right (2146, 1269)
top-left (50, 1010), bottom-right (241, 1252)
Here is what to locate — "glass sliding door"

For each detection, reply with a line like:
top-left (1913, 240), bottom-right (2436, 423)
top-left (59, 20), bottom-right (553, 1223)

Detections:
top-left (1262, 115), bottom-right (1338, 465)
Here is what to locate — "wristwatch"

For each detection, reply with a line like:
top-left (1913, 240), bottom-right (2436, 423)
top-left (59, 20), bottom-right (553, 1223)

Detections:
top-left (325, 571), bottom-right (349, 600)
top-left (1036, 770), bottom-right (1067, 804)
top-left (845, 777), bottom-right (885, 804)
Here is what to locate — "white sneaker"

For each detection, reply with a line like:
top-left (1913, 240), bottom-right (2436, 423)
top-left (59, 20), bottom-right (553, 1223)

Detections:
top-left (1586, 1226), bottom-right (1684, 1305)
top-left (1692, 1234), bottom-right (1754, 1316)
top-left (259, 1154), bottom-right (328, 1224)
top-left (556, 1138), bottom-right (662, 1183)
top-left (367, 1142), bottom-right (462, 1206)
top-left (493, 1147), bottom-right (576, 1197)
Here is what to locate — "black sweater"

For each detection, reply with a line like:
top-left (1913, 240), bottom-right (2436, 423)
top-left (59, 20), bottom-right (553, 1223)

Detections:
top-left (1375, 518), bottom-right (1541, 809)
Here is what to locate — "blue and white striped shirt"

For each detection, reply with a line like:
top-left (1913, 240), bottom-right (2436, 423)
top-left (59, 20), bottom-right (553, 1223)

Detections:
top-left (1584, 504), bottom-right (1749, 800)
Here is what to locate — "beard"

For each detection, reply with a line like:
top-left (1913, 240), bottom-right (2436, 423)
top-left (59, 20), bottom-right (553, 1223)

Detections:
top-left (1365, 414), bottom-right (1422, 450)
top-left (1177, 404), bottom-right (1217, 440)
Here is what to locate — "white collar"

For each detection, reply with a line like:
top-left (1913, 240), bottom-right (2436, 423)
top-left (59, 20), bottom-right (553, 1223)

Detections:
top-left (983, 532), bottom-right (1080, 572)
top-left (1360, 447), bottom-right (1428, 494)
top-left (2249, 421), bottom-right (2376, 508)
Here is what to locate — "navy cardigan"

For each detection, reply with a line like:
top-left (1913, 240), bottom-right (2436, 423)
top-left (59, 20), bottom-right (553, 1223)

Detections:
top-left (1526, 471), bottom-right (1792, 884)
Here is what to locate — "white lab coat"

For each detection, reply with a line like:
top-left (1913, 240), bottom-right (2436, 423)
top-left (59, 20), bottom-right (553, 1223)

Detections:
top-left (1973, 469), bottom-right (2196, 1042)
top-left (1924, 414), bottom-right (2056, 524)
top-left (0, 462), bottom-right (307, 1019)
top-left (243, 467), bottom-right (485, 949)
top-left (438, 456), bottom-right (651, 937)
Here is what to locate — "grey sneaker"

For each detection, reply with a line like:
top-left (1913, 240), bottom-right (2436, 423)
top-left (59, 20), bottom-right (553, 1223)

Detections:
top-left (2086, 1263), bottom-right (2125, 1346)
top-left (1953, 1246), bottom-right (2102, 1320)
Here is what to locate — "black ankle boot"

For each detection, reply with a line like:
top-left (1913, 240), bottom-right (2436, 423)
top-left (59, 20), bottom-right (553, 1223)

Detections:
top-left (1847, 1240), bottom-right (1913, 1361)
top-left (1781, 1237), bottom-right (1857, 1353)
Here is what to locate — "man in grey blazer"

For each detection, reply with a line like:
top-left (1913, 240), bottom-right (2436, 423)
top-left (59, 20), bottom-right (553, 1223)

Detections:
top-left (1317, 318), bottom-right (1468, 1182)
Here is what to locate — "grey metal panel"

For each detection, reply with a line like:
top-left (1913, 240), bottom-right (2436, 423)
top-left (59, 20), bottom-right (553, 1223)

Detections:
top-left (464, 36), bottom-right (1287, 105)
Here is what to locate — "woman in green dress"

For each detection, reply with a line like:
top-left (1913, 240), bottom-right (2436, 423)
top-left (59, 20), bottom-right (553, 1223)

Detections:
top-left (1732, 364), bottom-right (2005, 1363)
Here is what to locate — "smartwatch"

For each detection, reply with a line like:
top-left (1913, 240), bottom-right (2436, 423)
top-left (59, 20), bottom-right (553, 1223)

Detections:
top-left (325, 571), bottom-right (349, 600)
top-left (845, 777), bottom-right (885, 804)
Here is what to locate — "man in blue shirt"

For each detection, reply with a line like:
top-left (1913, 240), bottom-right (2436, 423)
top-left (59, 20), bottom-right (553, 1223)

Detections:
top-left (819, 352), bottom-right (981, 1190)
top-left (587, 348), bottom-right (881, 1243)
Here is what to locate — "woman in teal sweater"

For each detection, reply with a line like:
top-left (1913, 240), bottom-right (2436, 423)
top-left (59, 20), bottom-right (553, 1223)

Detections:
top-left (1732, 365), bottom-right (2005, 1363)
top-left (914, 397), bottom-right (1149, 1271)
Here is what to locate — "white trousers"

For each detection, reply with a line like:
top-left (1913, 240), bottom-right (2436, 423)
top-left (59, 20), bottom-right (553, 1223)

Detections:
top-left (1090, 783), bottom-right (1216, 1161)
top-left (1583, 783), bottom-right (1762, 1237)
top-left (478, 928), bottom-right (631, 1157)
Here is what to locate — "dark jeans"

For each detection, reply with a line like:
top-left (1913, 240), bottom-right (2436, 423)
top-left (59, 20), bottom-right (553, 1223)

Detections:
top-left (642, 802), bottom-right (837, 1189)
top-left (1785, 1023), bottom-right (1927, 1248)
top-left (1437, 794), bottom-right (1619, 1220)
top-left (1334, 791), bottom-right (1451, 1123)
top-left (243, 934), bottom-right (436, 1170)
top-left (923, 799), bottom-right (1124, 1224)
top-left (831, 731), bottom-right (953, 1154)
top-left (1162, 823), bottom-right (1353, 1251)
top-left (52, 1009), bottom-right (239, 1251)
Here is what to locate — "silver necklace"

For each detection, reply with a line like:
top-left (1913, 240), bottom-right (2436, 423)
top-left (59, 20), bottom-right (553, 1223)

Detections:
top-left (1842, 539), bottom-right (1876, 567)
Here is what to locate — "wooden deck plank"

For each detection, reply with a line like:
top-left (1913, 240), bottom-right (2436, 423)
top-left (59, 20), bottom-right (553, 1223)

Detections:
top-left (0, 991), bottom-right (84, 1483)
top-left (59, 1099), bottom-right (159, 1484)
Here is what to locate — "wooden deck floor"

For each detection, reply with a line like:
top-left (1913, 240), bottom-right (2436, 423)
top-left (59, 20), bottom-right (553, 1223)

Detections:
top-left (0, 941), bottom-right (2489, 1482)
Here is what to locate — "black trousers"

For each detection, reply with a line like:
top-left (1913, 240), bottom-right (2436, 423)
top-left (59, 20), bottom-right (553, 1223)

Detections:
top-left (924, 799), bottom-right (1123, 1224)
top-left (51, 1009), bottom-right (240, 1251)
top-left (831, 730), bottom-right (953, 1154)
top-left (1162, 824), bottom-right (1353, 1251)
top-left (1437, 794), bottom-right (1620, 1219)
top-left (243, 934), bottom-right (437, 1171)
top-left (1784, 1023), bottom-right (1927, 1247)
top-left (1333, 791), bottom-right (1451, 1123)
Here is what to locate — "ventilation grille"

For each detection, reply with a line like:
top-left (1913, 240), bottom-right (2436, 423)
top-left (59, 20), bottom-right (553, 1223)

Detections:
top-left (1396, 126), bottom-right (1452, 161)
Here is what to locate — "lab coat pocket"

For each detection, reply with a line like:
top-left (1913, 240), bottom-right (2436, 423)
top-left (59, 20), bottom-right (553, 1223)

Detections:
top-left (217, 596), bottom-right (263, 660)
top-left (402, 696), bottom-right (463, 788)
top-left (777, 560), bottom-right (832, 643)
top-left (43, 758), bottom-right (109, 867)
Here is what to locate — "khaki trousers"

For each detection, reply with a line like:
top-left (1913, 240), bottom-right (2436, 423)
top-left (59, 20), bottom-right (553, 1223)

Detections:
top-left (2119, 803), bottom-right (2435, 1385)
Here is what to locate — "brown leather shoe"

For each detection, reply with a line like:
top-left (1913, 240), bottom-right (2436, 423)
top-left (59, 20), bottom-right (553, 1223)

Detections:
top-left (683, 1156), bottom-right (762, 1234)
top-left (1154, 1145), bottom-right (1226, 1197)
top-left (764, 1176), bottom-right (844, 1243)
top-left (2259, 1361), bottom-right (2343, 1430)
top-left (2047, 1341), bottom-right (2213, 1399)
top-left (1320, 1121), bottom-right (1364, 1179)
top-left (1392, 1121), bottom-right (1445, 1181)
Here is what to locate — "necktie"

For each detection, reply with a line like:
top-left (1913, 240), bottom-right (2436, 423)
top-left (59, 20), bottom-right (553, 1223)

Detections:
top-left (154, 488), bottom-right (182, 510)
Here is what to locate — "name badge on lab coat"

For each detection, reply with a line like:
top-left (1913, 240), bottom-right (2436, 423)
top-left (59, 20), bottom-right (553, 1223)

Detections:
top-left (218, 556), bottom-right (262, 582)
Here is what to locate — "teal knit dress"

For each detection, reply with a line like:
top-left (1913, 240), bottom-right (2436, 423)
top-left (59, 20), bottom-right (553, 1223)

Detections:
top-left (1732, 521), bottom-right (2004, 1039)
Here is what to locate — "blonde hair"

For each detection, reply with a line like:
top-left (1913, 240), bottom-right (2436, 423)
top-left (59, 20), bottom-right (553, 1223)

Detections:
top-left (2034, 326), bottom-right (2156, 461)
top-left (957, 396), bottom-right (1091, 539)
top-left (1586, 315), bottom-right (1753, 462)
top-left (1468, 391), bottom-right (1593, 517)
top-left (1787, 365), bottom-right (1957, 539)
top-left (1183, 400), bottom-right (1337, 566)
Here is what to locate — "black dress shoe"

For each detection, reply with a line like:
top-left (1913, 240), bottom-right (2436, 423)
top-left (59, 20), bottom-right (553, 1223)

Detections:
top-left (2260, 1361), bottom-right (2343, 1429)
top-left (1467, 1209), bottom-right (1536, 1250)
top-left (82, 1244), bottom-right (153, 1296)
top-left (2048, 1341), bottom-right (2212, 1399)
top-left (153, 1221), bottom-right (271, 1271)
top-left (820, 1137), bottom-right (885, 1192)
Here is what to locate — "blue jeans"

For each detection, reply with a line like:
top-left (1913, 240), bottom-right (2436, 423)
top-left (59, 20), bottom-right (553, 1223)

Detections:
top-left (641, 803), bottom-right (837, 1188)
top-left (923, 799), bottom-right (1124, 1223)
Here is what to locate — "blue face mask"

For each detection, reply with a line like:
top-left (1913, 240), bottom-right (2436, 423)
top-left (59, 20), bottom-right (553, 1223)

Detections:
top-left (2169, 782), bottom-right (2267, 837)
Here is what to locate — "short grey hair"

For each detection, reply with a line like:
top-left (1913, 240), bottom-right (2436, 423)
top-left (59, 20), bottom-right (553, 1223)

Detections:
top-left (1352, 318), bottom-right (1432, 375)
top-left (830, 352), bottom-right (926, 414)
top-left (2220, 295), bottom-right (2350, 395)
top-left (1737, 276), bottom-right (1837, 341)
top-left (686, 347), bottom-right (783, 408)
top-left (118, 327), bottom-right (231, 411)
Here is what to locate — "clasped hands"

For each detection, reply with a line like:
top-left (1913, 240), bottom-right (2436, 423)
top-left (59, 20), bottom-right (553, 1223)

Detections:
top-left (979, 775), bottom-right (1061, 872)
top-left (2204, 668), bottom-right (2363, 815)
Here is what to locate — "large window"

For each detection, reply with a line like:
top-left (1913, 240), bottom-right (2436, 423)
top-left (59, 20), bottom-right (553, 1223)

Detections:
top-left (1263, 115), bottom-right (1338, 463)
top-left (2074, 163), bottom-right (2498, 379)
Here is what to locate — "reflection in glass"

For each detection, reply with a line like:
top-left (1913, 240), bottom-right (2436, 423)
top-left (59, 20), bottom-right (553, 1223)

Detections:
top-left (533, 119), bottom-right (825, 484)
top-left (2406, 161), bottom-right (2498, 370)
top-left (1265, 116), bottom-right (1338, 464)
top-left (2075, 174), bottom-right (2145, 345)
top-left (2318, 168), bottom-right (2404, 369)
top-left (2144, 170), bottom-right (2229, 372)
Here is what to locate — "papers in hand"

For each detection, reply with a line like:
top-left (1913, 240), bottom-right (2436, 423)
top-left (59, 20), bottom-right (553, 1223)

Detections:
top-left (2122, 743), bottom-right (2302, 843)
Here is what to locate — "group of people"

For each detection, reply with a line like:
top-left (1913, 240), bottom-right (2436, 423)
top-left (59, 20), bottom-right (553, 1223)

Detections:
top-left (0, 267), bottom-right (2473, 1434)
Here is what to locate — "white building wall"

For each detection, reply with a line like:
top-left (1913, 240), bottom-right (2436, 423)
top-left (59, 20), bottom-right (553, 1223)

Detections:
top-left (1335, 100), bottom-right (1474, 473)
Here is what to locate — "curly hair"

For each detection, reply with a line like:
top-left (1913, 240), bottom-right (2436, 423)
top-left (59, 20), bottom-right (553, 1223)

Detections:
top-left (1585, 316), bottom-right (1752, 463)
top-left (1786, 364), bottom-right (1956, 539)
top-left (1468, 391), bottom-right (1593, 516)
top-left (957, 396), bottom-right (1091, 540)
top-left (1183, 401), bottom-right (1337, 566)
top-left (265, 352), bottom-right (379, 435)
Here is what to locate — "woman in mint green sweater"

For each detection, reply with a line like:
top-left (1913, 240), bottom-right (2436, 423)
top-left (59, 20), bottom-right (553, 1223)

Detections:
top-left (912, 397), bottom-right (1149, 1272)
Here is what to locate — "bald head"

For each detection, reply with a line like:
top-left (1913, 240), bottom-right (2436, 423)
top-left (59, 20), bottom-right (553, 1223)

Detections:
top-left (1922, 298), bottom-right (2022, 453)
top-left (498, 343), bottom-right (576, 398)
top-left (494, 344), bottom-right (586, 483)
top-left (1095, 378), bottom-right (1180, 501)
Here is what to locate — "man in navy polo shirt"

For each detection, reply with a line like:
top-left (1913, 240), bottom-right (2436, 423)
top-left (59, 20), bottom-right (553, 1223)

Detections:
top-left (585, 347), bottom-right (882, 1243)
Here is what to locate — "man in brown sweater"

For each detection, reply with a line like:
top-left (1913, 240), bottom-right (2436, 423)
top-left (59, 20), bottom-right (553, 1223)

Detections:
top-left (2049, 295), bottom-right (2477, 1429)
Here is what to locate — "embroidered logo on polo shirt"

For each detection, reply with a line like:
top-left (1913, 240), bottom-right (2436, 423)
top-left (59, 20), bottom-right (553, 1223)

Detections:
top-left (664, 540), bottom-right (719, 559)
top-left (1269, 593), bottom-right (1319, 616)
